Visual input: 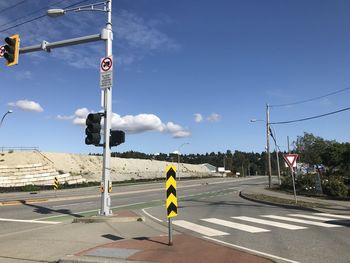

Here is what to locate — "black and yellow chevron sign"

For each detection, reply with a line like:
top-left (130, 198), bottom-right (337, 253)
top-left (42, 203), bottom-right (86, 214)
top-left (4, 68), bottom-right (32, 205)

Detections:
top-left (54, 176), bottom-right (59, 190)
top-left (166, 165), bottom-right (177, 218)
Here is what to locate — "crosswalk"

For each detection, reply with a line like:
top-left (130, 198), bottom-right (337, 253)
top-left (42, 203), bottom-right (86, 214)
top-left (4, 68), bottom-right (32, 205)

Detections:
top-left (173, 213), bottom-right (350, 236)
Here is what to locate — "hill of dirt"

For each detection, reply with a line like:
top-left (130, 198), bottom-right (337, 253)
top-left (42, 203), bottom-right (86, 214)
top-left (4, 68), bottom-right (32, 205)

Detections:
top-left (0, 151), bottom-right (214, 182)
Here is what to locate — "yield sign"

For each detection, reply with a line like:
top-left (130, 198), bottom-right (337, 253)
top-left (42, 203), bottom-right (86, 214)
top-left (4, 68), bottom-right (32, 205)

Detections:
top-left (283, 154), bottom-right (298, 169)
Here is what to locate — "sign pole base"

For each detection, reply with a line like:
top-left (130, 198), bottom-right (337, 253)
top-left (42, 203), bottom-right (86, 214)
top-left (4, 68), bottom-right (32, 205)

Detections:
top-left (168, 217), bottom-right (173, 246)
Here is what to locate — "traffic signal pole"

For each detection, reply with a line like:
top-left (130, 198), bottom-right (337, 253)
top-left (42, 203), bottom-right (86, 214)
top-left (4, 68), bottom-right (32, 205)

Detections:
top-left (101, 0), bottom-right (113, 216)
top-left (12, 0), bottom-right (115, 216)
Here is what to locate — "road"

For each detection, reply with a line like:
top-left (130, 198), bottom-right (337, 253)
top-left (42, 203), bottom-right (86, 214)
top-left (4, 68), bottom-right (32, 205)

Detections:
top-left (0, 176), bottom-right (349, 263)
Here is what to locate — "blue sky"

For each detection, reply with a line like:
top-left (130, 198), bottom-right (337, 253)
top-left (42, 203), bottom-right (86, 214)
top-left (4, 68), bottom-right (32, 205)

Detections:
top-left (1, 0), bottom-right (350, 155)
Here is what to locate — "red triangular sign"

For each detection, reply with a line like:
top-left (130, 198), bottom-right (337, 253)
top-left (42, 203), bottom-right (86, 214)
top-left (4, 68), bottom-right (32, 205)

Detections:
top-left (283, 154), bottom-right (298, 169)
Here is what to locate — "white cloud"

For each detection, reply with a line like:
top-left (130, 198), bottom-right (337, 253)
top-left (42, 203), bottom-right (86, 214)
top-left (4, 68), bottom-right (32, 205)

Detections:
top-left (194, 113), bottom-right (203, 123)
top-left (194, 113), bottom-right (222, 123)
top-left (8, 100), bottom-right (43, 112)
top-left (172, 130), bottom-right (192, 138)
top-left (207, 113), bottom-right (222, 123)
top-left (56, 115), bottom-right (74, 120)
top-left (72, 108), bottom-right (91, 126)
top-left (58, 108), bottom-right (190, 138)
top-left (5, 7), bottom-right (178, 69)
top-left (16, 70), bottom-right (32, 80)
top-left (117, 10), bottom-right (178, 50)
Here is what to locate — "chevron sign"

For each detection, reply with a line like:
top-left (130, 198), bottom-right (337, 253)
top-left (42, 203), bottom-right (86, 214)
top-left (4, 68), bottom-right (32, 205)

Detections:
top-left (166, 165), bottom-right (178, 218)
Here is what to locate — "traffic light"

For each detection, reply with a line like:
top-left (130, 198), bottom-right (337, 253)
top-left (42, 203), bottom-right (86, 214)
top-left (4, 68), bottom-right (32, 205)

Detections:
top-left (110, 130), bottom-right (125, 147)
top-left (85, 113), bottom-right (102, 146)
top-left (3, 34), bottom-right (20, 66)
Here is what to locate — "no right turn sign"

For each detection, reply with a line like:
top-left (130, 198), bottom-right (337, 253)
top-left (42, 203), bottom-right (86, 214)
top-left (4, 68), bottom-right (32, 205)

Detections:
top-left (100, 56), bottom-right (113, 89)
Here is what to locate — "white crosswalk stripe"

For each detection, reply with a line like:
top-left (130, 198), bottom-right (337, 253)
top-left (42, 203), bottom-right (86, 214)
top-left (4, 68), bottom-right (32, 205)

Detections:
top-left (262, 215), bottom-right (341, 228)
top-left (202, 218), bottom-right (269, 233)
top-left (172, 213), bottom-right (346, 237)
top-left (313, 213), bottom-right (350, 220)
top-left (287, 214), bottom-right (338, 221)
top-left (173, 220), bottom-right (229, 236)
top-left (232, 216), bottom-right (307, 230)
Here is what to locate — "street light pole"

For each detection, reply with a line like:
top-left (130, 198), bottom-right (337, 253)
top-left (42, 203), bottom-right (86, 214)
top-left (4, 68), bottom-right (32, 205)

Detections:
top-left (177, 142), bottom-right (189, 181)
top-left (0, 110), bottom-right (13, 128)
top-left (45, 0), bottom-right (113, 216)
top-left (266, 104), bottom-right (272, 188)
top-left (101, 0), bottom-right (113, 216)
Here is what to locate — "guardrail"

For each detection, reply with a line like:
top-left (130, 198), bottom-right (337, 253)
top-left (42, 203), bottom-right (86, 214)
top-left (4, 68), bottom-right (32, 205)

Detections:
top-left (0, 147), bottom-right (39, 152)
top-left (0, 147), bottom-right (54, 165)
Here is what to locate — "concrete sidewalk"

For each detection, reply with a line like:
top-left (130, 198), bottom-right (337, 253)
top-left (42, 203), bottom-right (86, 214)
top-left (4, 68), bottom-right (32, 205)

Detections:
top-left (0, 210), bottom-right (275, 263)
top-left (58, 211), bottom-right (274, 263)
top-left (240, 184), bottom-right (350, 214)
top-left (60, 234), bottom-right (274, 263)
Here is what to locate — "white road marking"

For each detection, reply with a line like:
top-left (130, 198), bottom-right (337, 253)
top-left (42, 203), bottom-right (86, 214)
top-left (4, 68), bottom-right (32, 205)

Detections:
top-left (142, 208), bottom-right (163, 222)
top-left (52, 201), bottom-right (94, 208)
top-left (287, 214), bottom-right (338, 221)
top-left (35, 200), bottom-right (160, 221)
top-left (173, 220), bottom-right (229, 236)
top-left (262, 215), bottom-right (341, 228)
top-left (0, 218), bottom-right (60, 224)
top-left (202, 218), bottom-right (269, 233)
top-left (232, 216), bottom-right (307, 230)
top-left (203, 236), bottom-right (300, 263)
top-left (313, 213), bottom-right (350, 220)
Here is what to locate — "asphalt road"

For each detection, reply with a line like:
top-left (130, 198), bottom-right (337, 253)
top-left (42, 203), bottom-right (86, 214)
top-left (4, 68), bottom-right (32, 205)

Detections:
top-left (144, 179), bottom-right (350, 263)
top-left (0, 176), bottom-right (261, 234)
top-left (0, 176), bottom-right (349, 263)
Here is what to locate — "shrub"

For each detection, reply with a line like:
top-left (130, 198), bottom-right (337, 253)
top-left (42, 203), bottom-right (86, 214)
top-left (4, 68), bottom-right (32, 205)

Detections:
top-left (21, 184), bottom-right (41, 192)
top-left (323, 177), bottom-right (348, 197)
top-left (280, 175), bottom-right (293, 190)
top-left (297, 173), bottom-right (317, 193)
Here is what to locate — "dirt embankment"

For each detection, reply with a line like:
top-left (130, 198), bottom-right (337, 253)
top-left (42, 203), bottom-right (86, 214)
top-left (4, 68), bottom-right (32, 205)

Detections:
top-left (0, 151), bottom-right (213, 182)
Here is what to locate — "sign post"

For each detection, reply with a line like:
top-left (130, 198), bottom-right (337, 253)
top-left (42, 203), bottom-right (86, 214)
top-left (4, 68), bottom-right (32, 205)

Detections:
top-left (283, 154), bottom-right (298, 204)
top-left (166, 165), bottom-right (178, 246)
top-left (100, 0), bottom-right (113, 216)
top-left (54, 176), bottom-right (59, 197)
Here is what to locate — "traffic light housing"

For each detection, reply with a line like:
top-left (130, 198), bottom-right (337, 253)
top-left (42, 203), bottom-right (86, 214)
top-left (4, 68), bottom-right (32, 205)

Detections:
top-left (3, 34), bottom-right (20, 66)
top-left (110, 130), bottom-right (125, 147)
top-left (85, 113), bottom-right (102, 146)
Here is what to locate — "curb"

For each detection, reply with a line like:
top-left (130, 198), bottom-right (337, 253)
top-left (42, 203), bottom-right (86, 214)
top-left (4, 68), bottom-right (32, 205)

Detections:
top-left (239, 190), bottom-right (319, 212)
top-left (73, 216), bottom-right (144, 223)
top-left (59, 255), bottom-right (144, 263)
top-left (0, 198), bottom-right (49, 206)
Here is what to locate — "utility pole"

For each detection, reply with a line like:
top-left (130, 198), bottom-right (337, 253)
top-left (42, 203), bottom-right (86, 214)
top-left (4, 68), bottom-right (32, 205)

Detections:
top-left (287, 136), bottom-right (290, 153)
top-left (101, 0), bottom-right (113, 216)
top-left (266, 104), bottom-right (272, 188)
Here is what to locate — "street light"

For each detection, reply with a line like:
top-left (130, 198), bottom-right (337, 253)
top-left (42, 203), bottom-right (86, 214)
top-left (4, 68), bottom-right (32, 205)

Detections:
top-left (250, 117), bottom-right (281, 186)
top-left (176, 142), bottom-right (190, 181)
top-left (47, 0), bottom-right (114, 216)
top-left (0, 110), bottom-right (13, 128)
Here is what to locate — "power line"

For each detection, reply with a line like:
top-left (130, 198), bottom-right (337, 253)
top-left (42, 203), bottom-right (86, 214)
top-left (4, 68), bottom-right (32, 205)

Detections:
top-left (0, 15), bottom-right (47, 33)
top-left (270, 86), bottom-right (350, 108)
top-left (270, 106), bottom-right (350, 125)
top-left (0, 1), bottom-right (28, 14)
top-left (0, 0), bottom-right (68, 29)
top-left (0, 0), bottom-right (91, 33)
